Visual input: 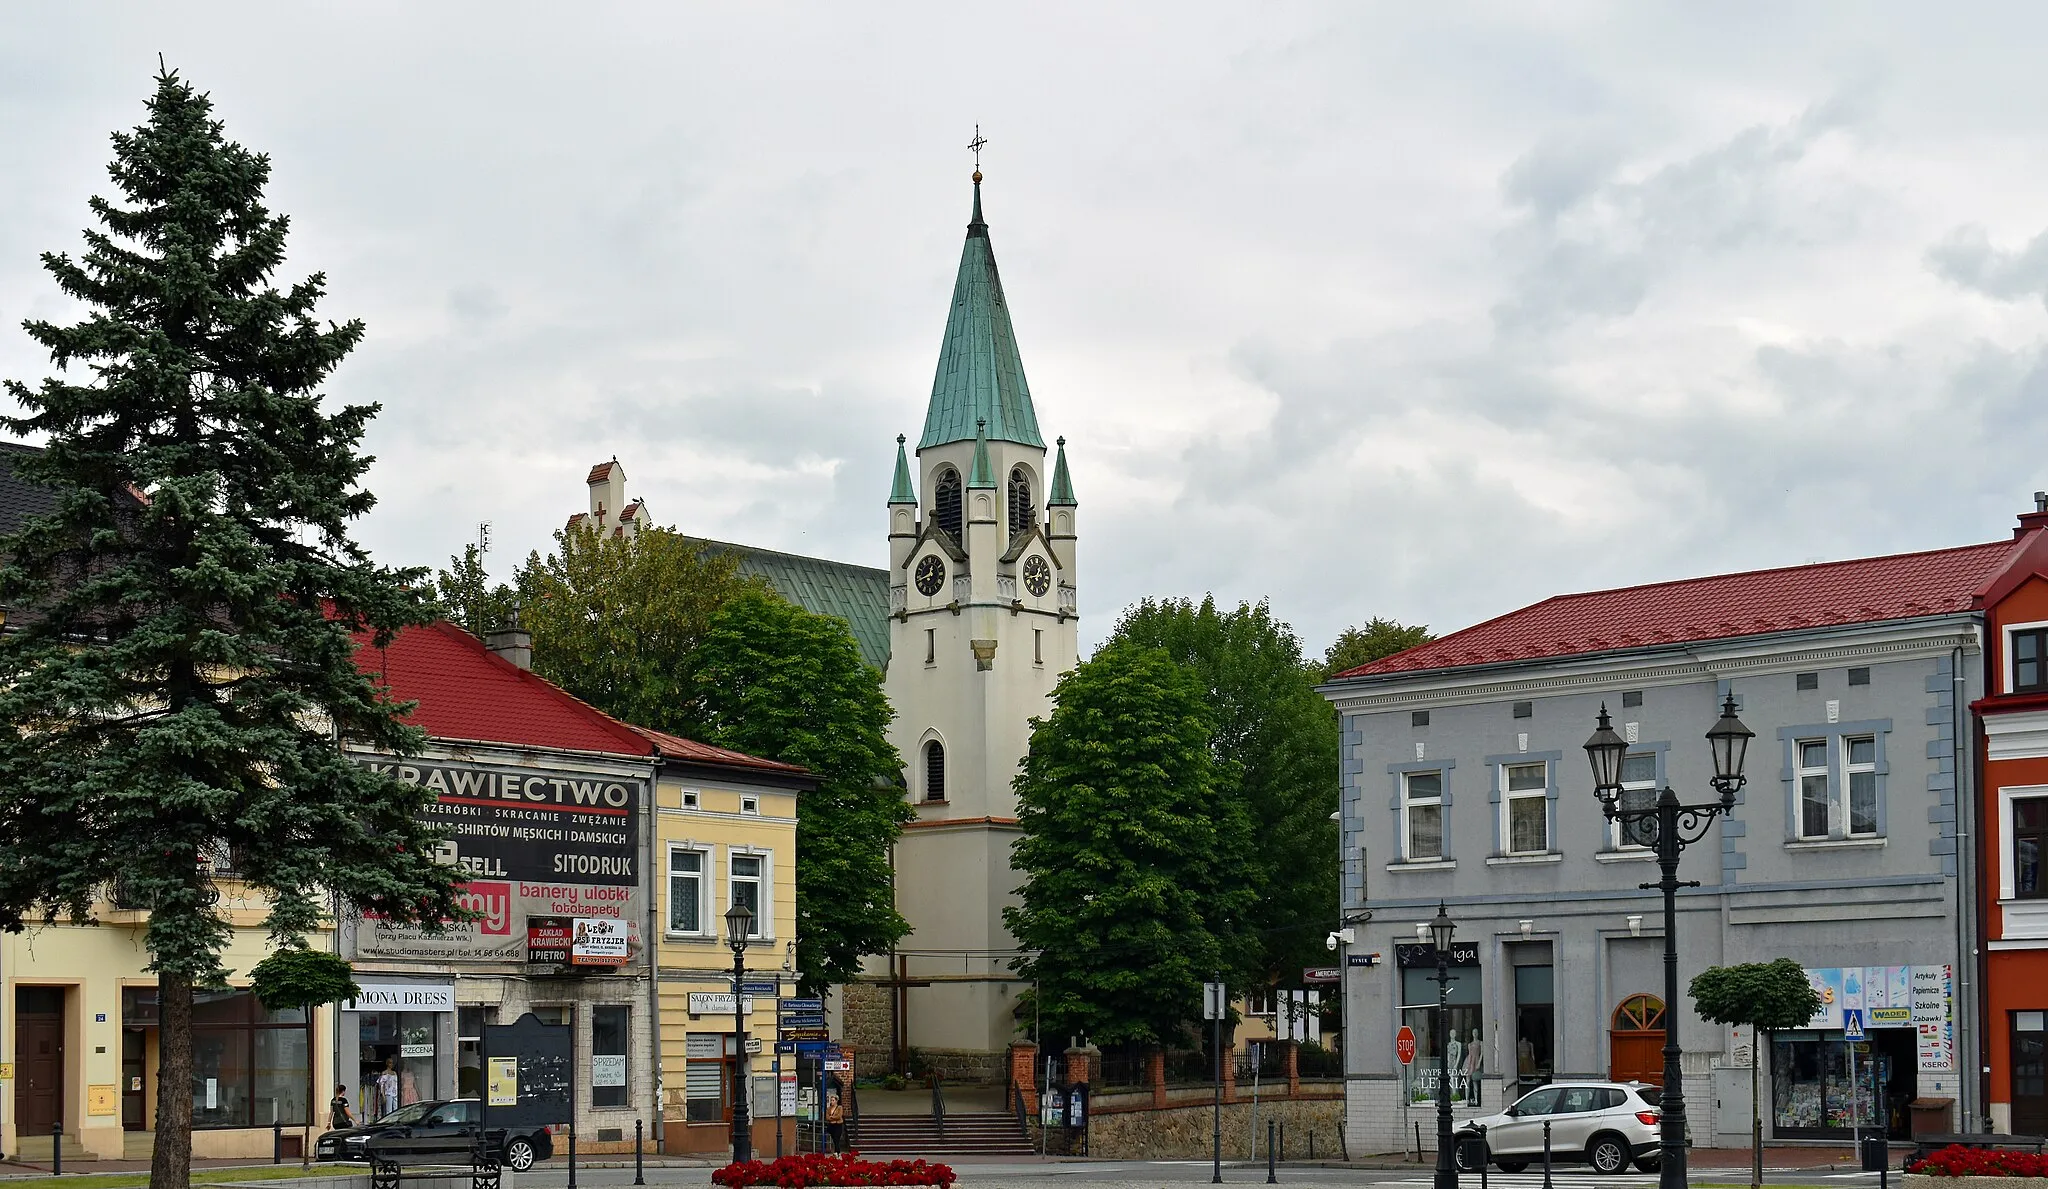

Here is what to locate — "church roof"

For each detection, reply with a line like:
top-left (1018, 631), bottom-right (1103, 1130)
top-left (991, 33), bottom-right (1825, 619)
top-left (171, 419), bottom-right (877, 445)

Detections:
top-left (1047, 437), bottom-right (1076, 506)
top-left (968, 419), bottom-right (996, 489)
top-left (918, 178), bottom-right (1045, 451)
top-left (889, 435), bottom-right (916, 504)
top-left (693, 537), bottom-right (893, 671)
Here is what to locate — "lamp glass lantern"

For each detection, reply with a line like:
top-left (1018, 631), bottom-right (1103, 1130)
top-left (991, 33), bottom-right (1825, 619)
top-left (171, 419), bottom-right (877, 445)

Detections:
top-left (724, 903), bottom-right (754, 952)
top-left (1706, 694), bottom-right (1755, 799)
top-left (1428, 901), bottom-right (1455, 953)
top-left (1583, 704), bottom-right (1629, 801)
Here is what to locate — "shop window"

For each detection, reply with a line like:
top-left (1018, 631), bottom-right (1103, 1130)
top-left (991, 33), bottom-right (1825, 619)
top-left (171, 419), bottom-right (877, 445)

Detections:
top-left (358, 1011), bottom-right (437, 1121)
top-left (121, 987), bottom-right (311, 1130)
top-left (1400, 962), bottom-right (1481, 1105)
top-left (1514, 965), bottom-right (1555, 1096)
top-left (2014, 1013), bottom-right (2048, 1135)
top-left (592, 1006), bottom-right (629, 1108)
top-left (1771, 1030), bottom-right (1914, 1138)
top-left (2017, 799), bottom-right (2048, 899)
top-left (685, 1032), bottom-right (731, 1123)
top-left (457, 1007), bottom-right (493, 1100)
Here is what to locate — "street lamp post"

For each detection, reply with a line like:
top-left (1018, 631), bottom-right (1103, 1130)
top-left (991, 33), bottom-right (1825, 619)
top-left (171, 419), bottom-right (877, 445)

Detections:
top-left (726, 903), bottom-right (756, 1166)
top-left (1429, 901), bottom-right (1458, 1189)
top-left (1584, 695), bottom-right (1753, 1189)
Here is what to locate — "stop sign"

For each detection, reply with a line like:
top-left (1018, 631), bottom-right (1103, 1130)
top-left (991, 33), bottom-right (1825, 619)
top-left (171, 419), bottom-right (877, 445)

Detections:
top-left (1396, 1025), bottom-right (1417, 1065)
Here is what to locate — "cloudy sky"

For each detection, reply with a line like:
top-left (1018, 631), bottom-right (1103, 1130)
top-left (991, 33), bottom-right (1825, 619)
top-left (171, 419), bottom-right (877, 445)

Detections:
top-left (6, 5), bottom-right (2048, 659)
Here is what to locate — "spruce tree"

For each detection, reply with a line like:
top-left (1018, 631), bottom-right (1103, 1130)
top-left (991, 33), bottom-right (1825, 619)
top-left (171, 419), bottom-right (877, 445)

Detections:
top-left (0, 70), bottom-right (466, 1188)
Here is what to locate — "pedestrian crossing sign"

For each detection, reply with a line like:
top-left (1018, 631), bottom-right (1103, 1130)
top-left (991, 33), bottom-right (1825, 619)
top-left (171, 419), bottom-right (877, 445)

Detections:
top-left (1843, 1008), bottom-right (1865, 1040)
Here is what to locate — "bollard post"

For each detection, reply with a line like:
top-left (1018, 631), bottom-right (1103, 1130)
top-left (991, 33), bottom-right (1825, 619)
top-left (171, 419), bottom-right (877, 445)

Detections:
top-left (634, 1119), bottom-right (645, 1186)
top-left (1415, 1121), bottom-right (1423, 1163)
top-left (1542, 1120), bottom-right (1554, 1189)
top-left (1266, 1119), bottom-right (1278, 1184)
top-left (274, 1120), bottom-right (283, 1164)
top-left (567, 1124), bottom-right (578, 1189)
top-left (1477, 1122), bottom-right (1490, 1189)
top-left (52, 1121), bottom-right (60, 1178)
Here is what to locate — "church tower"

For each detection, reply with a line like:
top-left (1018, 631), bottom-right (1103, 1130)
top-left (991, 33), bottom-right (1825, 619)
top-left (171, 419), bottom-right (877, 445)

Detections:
top-left (874, 165), bottom-right (1080, 1076)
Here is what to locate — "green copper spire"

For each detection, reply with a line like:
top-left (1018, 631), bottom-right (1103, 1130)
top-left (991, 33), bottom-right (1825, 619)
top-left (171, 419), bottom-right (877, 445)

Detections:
top-left (1047, 436), bottom-right (1077, 505)
top-left (967, 418), bottom-right (996, 488)
top-left (917, 174), bottom-right (1046, 451)
top-left (888, 434), bottom-right (916, 504)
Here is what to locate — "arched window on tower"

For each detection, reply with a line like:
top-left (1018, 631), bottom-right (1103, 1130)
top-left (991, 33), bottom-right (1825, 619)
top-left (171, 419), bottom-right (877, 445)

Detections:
top-left (933, 468), bottom-right (962, 542)
top-left (923, 740), bottom-right (946, 802)
top-left (1008, 467), bottom-right (1035, 538)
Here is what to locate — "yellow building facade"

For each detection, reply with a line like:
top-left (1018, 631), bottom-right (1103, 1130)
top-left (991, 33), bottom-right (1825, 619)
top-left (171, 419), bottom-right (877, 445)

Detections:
top-left (2, 891), bottom-right (336, 1162)
top-left (636, 728), bottom-right (810, 1156)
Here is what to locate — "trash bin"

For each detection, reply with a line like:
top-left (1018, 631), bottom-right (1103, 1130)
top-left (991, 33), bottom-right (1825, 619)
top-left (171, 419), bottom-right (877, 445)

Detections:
top-left (1910, 1098), bottom-right (1956, 1140)
top-left (1456, 1134), bottom-right (1489, 1173)
top-left (1861, 1134), bottom-right (1888, 1172)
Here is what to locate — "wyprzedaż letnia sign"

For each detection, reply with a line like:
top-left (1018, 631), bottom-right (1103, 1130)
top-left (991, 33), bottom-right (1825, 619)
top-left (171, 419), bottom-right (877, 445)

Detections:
top-left (1396, 1025), bottom-right (1417, 1066)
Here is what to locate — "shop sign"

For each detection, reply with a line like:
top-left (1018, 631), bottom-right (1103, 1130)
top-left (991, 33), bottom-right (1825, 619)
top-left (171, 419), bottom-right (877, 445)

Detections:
top-left (592, 1054), bottom-right (626, 1088)
top-left (572, 917), bottom-right (630, 966)
top-left (1395, 942), bottom-right (1479, 968)
top-left (689, 992), bottom-right (756, 1015)
top-left (1797, 964), bottom-right (1953, 1073)
top-left (400, 1043), bottom-right (435, 1058)
top-left (347, 983), bottom-right (457, 1012)
top-left (359, 880), bottom-right (643, 964)
top-left (527, 917), bottom-right (574, 966)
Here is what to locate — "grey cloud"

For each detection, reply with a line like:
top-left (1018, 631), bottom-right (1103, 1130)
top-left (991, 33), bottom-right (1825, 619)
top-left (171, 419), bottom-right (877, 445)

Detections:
top-left (1926, 225), bottom-right (2048, 306)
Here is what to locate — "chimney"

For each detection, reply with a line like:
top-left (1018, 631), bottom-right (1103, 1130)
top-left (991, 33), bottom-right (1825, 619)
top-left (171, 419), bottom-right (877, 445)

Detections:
top-left (486, 602), bottom-right (533, 671)
top-left (2019, 490), bottom-right (2048, 539)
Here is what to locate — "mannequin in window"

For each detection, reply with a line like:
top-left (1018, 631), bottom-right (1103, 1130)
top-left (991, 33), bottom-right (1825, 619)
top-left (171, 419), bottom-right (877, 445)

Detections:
top-left (1446, 1031), bottom-right (1464, 1098)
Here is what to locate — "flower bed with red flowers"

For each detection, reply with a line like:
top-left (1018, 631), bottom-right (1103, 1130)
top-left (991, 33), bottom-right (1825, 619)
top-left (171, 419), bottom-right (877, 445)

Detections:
top-left (711, 1151), bottom-right (956, 1188)
top-left (1907, 1145), bottom-right (2048, 1177)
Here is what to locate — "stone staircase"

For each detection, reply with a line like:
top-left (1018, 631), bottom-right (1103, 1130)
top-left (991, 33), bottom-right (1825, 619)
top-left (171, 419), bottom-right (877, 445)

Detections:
top-left (12, 1131), bottom-right (95, 1164)
top-left (852, 1110), bottom-right (1036, 1157)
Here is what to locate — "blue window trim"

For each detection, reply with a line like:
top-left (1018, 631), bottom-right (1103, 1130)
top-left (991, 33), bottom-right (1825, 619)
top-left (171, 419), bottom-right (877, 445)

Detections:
top-left (1483, 751), bottom-right (1562, 856)
top-left (1777, 719), bottom-right (1892, 841)
top-left (1388, 759), bottom-right (1455, 861)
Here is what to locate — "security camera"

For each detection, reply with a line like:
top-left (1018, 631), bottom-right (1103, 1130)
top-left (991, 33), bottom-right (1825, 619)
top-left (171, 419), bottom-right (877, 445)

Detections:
top-left (1326, 932), bottom-right (1340, 951)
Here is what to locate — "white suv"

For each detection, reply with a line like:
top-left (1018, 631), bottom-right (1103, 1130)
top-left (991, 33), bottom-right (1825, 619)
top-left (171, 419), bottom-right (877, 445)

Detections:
top-left (1455, 1081), bottom-right (1664, 1175)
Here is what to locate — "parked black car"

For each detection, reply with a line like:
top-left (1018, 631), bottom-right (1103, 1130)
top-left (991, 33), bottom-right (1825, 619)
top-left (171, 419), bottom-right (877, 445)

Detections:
top-left (314, 1098), bottom-right (554, 1170)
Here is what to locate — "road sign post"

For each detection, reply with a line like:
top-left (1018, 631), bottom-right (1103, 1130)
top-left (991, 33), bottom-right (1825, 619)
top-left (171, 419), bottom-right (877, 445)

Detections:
top-left (1397, 1024), bottom-right (1418, 1066)
top-left (1206, 978), bottom-right (1225, 1184)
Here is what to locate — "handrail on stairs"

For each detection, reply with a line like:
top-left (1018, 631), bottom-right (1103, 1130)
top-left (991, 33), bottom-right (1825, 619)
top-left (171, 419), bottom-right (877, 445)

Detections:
top-left (930, 1073), bottom-right (946, 1140)
top-left (1012, 1082), bottom-right (1028, 1139)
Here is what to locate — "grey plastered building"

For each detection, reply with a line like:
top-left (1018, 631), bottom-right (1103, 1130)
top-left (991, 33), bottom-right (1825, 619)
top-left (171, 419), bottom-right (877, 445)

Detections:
top-left (1322, 539), bottom-right (2013, 1152)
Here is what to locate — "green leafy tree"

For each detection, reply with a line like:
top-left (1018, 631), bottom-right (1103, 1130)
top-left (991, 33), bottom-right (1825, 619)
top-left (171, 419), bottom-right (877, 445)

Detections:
top-left (1690, 959), bottom-right (1823, 1188)
top-left (1109, 597), bottom-right (1336, 992)
top-left (513, 523), bottom-right (766, 736)
top-left (0, 70), bottom-right (466, 1189)
top-left (434, 542), bottom-right (515, 638)
top-left (1321, 616), bottom-right (1434, 679)
top-left (692, 591), bottom-right (911, 992)
top-left (1006, 641), bottom-right (1247, 1047)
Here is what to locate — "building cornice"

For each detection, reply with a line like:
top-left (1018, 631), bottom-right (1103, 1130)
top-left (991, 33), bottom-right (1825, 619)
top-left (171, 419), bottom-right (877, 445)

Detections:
top-left (1326, 617), bottom-right (1979, 713)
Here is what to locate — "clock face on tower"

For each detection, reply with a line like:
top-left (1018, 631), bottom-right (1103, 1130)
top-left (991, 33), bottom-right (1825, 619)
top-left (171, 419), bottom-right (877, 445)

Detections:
top-left (1022, 554), bottom-right (1052, 597)
top-left (915, 555), bottom-right (946, 597)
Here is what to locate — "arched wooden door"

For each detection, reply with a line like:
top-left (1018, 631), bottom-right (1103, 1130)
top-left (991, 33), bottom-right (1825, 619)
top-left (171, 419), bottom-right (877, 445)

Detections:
top-left (1610, 993), bottom-right (1666, 1085)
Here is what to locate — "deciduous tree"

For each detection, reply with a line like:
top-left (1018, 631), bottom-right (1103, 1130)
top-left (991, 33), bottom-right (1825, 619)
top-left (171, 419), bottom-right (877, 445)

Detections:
top-left (1320, 617), bottom-right (1433, 679)
top-left (1006, 642), bottom-right (1247, 1046)
top-left (0, 70), bottom-right (466, 1189)
top-left (1108, 597), bottom-right (1335, 991)
top-left (692, 591), bottom-right (911, 992)
top-left (1690, 959), bottom-right (1823, 1188)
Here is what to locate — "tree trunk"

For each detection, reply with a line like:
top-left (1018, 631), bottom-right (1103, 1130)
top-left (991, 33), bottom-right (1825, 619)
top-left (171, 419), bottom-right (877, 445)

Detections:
top-left (151, 970), bottom-right (194, 1189)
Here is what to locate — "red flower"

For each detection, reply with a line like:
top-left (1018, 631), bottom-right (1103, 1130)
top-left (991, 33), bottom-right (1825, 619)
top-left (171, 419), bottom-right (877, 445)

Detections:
top-left (710, 1152), bottom-right (956, 1188)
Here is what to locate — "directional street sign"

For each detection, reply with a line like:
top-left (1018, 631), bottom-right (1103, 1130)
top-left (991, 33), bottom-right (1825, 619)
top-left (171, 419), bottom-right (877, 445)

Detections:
top-left (741, 980), bottom-right (780, 995)
top-left (1843, 1008), bottom-right (1866, 1041)
top-left (1396, 1025), bottom-right (1418, 1066)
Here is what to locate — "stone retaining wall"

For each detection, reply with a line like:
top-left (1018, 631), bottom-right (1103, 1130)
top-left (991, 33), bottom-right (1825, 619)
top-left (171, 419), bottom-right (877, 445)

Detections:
top-left (1084, 1097), bottom-right (1344, 1161)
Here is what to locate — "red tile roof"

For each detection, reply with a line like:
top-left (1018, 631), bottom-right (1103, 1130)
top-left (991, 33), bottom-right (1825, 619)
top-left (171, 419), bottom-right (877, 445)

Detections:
top-left (628, 724), bottom-right (811, 777)
top-left (353, 621), bottom-right (652, 758)
top-left (1336, 538), bottom-right (2027, 680)
top-left (587, 461), bottom-right (617, 484)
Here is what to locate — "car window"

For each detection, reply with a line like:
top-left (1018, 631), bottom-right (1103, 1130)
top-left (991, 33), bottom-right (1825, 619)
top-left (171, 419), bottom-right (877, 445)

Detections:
top-left (375, 1103), bottom-right (433, 1125)
top-left (1512, 1087), bottom-right (1562, 1116)
top-left (1557, 1087), bottom-right (1599, 1114)
top-left (1633, 1086), bottom-right (1661, 1107)
top-left (434, 1102), bottom-right (474, 1125)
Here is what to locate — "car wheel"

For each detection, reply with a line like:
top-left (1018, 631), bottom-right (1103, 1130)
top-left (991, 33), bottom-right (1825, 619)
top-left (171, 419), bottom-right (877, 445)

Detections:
top-left (504, 1139), bottom-right (537, 1171)
top-left (1496, 1162), bottom-right (1528, 1173)
top-left (1456, 1139), bottom-right (1487, 1173)
top-left (1588, 1135), bottom-right (1631, 1175)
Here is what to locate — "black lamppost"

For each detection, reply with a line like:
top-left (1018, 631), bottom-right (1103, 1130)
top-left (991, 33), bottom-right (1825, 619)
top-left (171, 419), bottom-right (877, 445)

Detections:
top-left (1584, 695), bottom-right (1753, 1189)
top-left (1429, 900), bottom-right (1458, 1189)
top-left (726, 902), bottom-right (755, 1165)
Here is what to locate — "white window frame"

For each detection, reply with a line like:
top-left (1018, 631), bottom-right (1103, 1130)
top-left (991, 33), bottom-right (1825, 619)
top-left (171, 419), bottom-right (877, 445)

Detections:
top-left (1612, 752), bottom-right (1659, 850)
top-left (667, 845), bottom-right (711, 936)
top-left (740, 795), bottom-right (760, 816)
top-left (1401, 771), bottom-right (1445, 861)
top-left (1795, 738), bottom-right (1832, 840)
top-left (1501, 761), bottom-right (1550, 855)
top-left (680, 789), bottom-right (700, 809)
top-left (2010, 620), bottom-right (2048, 695)
top-left (1844, 735), bottom-right (1878, 838)
top-left (727, 847), bottom-right (772, 940)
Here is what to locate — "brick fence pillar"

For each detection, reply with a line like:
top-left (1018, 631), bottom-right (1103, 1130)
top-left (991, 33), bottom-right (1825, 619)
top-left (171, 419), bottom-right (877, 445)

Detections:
top-left (1063, 1042), bottom-right (1094, 1087)
top-left (1009, 1041), bottom-right (1038, 1107)
top-left (1284, 1039), bottom-right (1301, 1096)
top-left (1221, 1034), bottom-right (1238, 1103)
top-left (1147, 1047), bottom-right (1167, 1109)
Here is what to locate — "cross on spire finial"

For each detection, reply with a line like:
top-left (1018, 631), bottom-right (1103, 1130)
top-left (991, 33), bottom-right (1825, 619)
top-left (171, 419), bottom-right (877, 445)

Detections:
top-left (968, 124), bottom-right (987, 179)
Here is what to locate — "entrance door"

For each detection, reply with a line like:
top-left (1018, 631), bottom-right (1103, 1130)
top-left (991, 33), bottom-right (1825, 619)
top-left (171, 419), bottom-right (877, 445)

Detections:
top-left (1610, 993), bottom-right (1666, 1086)
top-left (15, 987), bottom-right (66, 1134)
top-left (121, 1027), bottom-right (148, 1130)
top-left (2015, 1016), bottom-right (2048, 1136)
